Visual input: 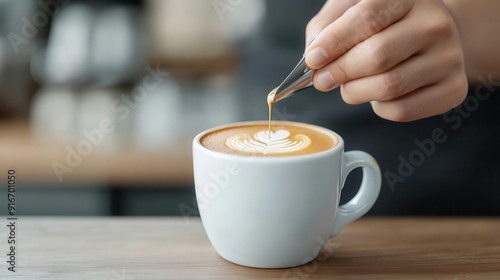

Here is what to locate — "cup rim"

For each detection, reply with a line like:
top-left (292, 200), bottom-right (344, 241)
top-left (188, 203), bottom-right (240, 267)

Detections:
top-left (193, 121), bottom-right (344, 162)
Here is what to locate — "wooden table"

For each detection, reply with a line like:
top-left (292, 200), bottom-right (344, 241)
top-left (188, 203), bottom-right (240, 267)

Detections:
top-left (2, 217), bottom-right (499, 279)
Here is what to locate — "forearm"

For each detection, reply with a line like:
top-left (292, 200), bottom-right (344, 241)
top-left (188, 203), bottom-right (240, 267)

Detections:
top-left (444, 0), bottom-right (500, 82)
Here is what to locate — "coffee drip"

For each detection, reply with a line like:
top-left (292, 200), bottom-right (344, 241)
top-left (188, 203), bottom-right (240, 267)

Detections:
top-left (267, 87), bottom-right (278, 138)
top-left (266, 56), bottom-right (313, 143)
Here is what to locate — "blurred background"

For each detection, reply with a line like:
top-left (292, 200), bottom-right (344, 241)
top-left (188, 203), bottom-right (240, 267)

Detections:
top-left (0, 0), bottom-right (499, 216)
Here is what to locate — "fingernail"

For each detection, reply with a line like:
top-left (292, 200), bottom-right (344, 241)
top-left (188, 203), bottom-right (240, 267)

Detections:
top-left (315, 70), bottom-right (336, 90)
top-left (305, 47), bottom-right (328, 68)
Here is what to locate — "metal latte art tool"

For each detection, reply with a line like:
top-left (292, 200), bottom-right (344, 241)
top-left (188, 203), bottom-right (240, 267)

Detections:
top-left (268, 56), bottom-right (314, 105)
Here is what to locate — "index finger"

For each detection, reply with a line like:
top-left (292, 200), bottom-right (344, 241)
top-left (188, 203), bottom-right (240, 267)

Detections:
top-left (306, 0), bottom-right (361, 46)
top-left (305, 0), bottom-right (413, 69)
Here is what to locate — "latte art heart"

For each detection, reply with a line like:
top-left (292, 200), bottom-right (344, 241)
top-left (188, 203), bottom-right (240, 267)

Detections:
top-left (225, 129), bottom-right (311, 154)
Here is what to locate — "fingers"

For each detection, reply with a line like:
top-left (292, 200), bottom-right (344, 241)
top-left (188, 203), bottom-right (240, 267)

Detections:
top-left (305, 0), bottom-right (467, 122)
top-left (305, 0), bottom-right (359, 45)
top-left (305, 0), bottom-right (414, 69)
top-left (312, 15), bottom-right (432, 91)
top-left (370, 72), bottom-right (468, 122)
top-left (338, 39), bottom-right (465, 104)
top-left (311, 2), bottom-right (460, 92)
top-left (339, 55), bottom-right (446, 105)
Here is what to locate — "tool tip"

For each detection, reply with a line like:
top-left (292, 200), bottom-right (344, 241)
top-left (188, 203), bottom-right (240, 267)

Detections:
top-left (267, 87), bottom-right (278, 106)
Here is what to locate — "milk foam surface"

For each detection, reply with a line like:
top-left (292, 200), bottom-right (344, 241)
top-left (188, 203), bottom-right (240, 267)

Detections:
top-left (200, 123), bottom-right (337, 157)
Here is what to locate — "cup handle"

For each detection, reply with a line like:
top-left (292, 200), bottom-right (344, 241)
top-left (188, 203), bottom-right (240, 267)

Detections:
top-left (329, 151), bottom-right (381, 238)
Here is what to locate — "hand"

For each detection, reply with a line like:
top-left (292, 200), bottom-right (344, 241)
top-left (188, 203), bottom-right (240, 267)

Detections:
top-left (305, 0), bottom-right (468, 122)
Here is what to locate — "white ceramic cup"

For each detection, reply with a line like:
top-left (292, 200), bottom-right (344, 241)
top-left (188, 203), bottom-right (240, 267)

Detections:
top-left (193, 121), bottom-right (381, 268)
